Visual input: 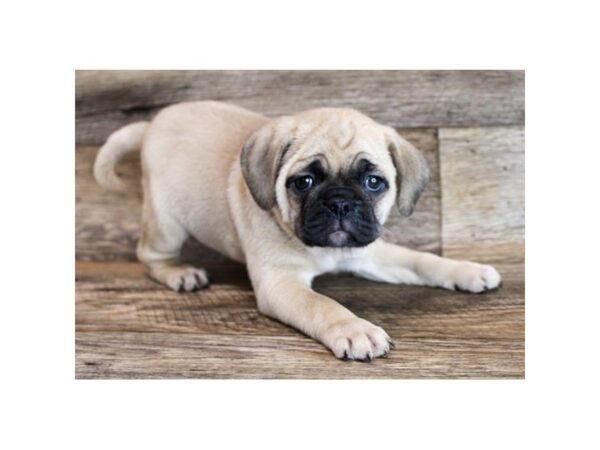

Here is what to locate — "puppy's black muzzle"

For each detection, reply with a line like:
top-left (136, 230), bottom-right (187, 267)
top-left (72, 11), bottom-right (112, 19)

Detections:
top-left (300, 186), bottom-right (380, 247)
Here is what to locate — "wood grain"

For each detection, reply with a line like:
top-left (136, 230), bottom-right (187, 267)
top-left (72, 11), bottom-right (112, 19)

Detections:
top-left (75, 261), bottom-right (524, 379)
top-left (439, 127), bottom-right (525, 264)
top-left (75, 70), bottom-right (524, 144)
top-left (76, 146), bottom-right (141, 261)
top-left (76, 332), bottom-right (524, 379)
top-left (76, 128), bottom-right (441, 261)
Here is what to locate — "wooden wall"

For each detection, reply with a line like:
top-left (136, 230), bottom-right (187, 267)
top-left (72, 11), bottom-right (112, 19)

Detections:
top-left (75, 70), bottom-right (524, 266)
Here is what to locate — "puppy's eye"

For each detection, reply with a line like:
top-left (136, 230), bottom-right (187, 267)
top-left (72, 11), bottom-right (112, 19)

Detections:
top-left (293, 175), bottom-right (314, 192)
top-left (364, 175), bottom-right (385, 192)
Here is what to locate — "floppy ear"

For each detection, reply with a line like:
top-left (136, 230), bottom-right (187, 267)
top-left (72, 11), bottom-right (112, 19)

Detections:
top-left (385, 128), bottom-right (430, 216)
top-left (240, 117), bottom-right (295, 210)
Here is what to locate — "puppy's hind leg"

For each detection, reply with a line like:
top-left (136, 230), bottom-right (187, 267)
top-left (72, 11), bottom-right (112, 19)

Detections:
top-left (137, 197), bottom-right (210, 293)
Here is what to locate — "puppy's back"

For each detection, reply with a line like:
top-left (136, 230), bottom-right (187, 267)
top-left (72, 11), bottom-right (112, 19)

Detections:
top-left (141, 101), bottom-right (268, 260)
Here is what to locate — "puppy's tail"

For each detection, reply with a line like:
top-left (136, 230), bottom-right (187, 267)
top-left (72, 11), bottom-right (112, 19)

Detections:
top-left (93, 121), bottom-right (149, 192)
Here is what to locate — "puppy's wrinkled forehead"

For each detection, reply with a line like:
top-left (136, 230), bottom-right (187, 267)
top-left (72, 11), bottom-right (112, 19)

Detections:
top-left (285, 108), bottom-right (390, 174)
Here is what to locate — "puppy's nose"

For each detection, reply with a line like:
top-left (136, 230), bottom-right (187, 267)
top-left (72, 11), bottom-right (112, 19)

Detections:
top-left (326, 198), bottom-right (353, 218)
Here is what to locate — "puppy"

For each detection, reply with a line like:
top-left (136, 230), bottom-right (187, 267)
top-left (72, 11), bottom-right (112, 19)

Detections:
top-left (94, 101), bottom-right (501, 361)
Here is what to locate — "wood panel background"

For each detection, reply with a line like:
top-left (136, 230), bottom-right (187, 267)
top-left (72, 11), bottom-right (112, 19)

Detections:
top-left (440, 127), bottom-right (525, 265)
top-left (75, 70), bottom-right (524, 379)
top-left (76, 70), bottom-right (524, 144)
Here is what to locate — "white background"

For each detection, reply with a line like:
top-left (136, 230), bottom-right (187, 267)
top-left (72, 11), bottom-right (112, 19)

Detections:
top-left (1, 0), bottom-right (599, 448)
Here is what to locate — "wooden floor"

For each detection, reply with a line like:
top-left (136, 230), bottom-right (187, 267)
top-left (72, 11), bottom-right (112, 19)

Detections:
top-left (75, 70), bottom-right (524, 378)
top-left (76, 261), bottom-right (523, 379)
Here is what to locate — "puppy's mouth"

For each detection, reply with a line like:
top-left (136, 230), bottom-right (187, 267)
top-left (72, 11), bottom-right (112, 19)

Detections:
top-left (300, 216), bottom-right (379, 248)
top-left (325, 219), bottom-right (358, 247)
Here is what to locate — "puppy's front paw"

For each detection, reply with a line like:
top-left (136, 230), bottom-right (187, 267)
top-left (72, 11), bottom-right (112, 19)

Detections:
top-left (449, 262), bottom-right (501, 293)
top-left (165, 266), bottom-right (210, 292)
top-left (323, 318), bottom-right (393, 361)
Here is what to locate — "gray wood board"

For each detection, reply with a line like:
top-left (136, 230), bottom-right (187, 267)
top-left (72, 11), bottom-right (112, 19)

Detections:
top-left (76, 70), bottom-right (524, 144)
top-left (439, 127), bottom-right (525, 265)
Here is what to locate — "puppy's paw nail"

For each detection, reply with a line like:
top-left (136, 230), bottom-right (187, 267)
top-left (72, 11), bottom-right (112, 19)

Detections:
top-left (177, 276), bottom-right (186, 293)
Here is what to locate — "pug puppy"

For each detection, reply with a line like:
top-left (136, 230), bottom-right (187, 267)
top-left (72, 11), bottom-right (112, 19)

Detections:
top-left (94, 101), bottom-right (501, 361)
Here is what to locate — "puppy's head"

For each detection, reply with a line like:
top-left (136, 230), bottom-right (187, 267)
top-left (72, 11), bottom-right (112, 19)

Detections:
top-left (241, 108), bottom-right (429, 248)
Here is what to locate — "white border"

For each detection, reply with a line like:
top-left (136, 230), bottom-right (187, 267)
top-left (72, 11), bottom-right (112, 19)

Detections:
top-left (2, 0), bottom-right (599, 448)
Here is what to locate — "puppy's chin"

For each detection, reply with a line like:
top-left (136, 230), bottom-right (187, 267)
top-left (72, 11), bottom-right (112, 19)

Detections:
top-left (328, 231), bottom-right (352, 247)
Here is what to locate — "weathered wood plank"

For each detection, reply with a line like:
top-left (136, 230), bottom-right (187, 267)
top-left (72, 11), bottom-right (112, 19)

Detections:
top-left (75, 70), bottom-right (524, 144)
top-left (76, 331), bottom-right (524, 379)
top-left (439, 127), bottom-right (525, 264)
top-left (76, 128), bottom-right (441, 261)
top-left (75, 261), bottom-right (524, 379)
top-left (75, 146), bottom-right (142, 261)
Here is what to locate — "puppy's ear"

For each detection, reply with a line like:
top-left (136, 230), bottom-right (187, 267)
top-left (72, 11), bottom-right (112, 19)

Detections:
top-left (385, 128), bottom-right (430, 216)
top-left (241, 117), bottom-right (295, 210)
